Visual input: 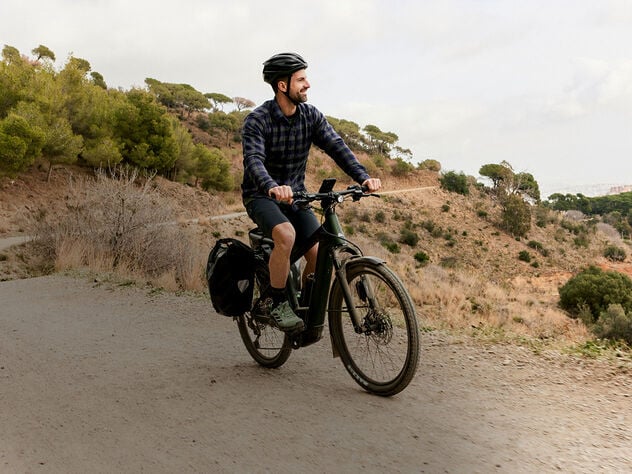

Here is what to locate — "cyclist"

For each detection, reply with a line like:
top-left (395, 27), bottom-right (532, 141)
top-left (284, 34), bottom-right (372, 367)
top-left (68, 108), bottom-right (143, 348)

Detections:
top-left (242, 52), bottom-right (381, 332)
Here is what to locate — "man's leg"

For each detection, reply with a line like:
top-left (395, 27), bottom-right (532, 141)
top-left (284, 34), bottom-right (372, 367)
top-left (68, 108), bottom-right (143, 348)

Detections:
top-left (302, 243), bottom-right (318, 285)
top-left (269, 222), bottom-right (295, 289)
top-left (265, 221), bottom-right (304, 331)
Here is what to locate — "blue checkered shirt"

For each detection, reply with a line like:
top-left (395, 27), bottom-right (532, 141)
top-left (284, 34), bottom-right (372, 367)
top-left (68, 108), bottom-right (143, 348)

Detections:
top-left (241, 99), bottom-right (370, 199)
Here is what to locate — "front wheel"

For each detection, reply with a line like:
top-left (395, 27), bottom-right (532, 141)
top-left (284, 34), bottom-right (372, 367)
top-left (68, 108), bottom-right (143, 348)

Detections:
top-left (237, 260), bottom-right (292, 368)
top-left (328, 260), bottom-right (420, 396)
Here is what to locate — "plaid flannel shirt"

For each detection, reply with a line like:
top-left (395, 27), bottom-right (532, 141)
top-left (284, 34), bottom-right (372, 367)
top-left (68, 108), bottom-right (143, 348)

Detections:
top-left (241, 99), bottom-right (370, 200)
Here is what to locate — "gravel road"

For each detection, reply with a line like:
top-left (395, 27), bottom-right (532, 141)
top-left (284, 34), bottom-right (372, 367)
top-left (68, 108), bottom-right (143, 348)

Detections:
top-left (1, 275), bottom-right (631, 473)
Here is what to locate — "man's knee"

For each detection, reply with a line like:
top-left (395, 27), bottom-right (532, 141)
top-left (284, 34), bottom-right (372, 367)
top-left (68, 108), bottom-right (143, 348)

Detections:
top-left (305, 243), bottom-right (318, 261)
top-left (272, 222), bottom-right (296, 250)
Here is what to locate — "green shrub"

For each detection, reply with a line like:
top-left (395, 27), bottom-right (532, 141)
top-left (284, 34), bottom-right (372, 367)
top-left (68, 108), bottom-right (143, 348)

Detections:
top-left (392, 158), bottom-right (414, 176)
top-left (374, 211), bottom-right (386, 223)
top-left (604, 245), bottom-right (626, 262)
top-left (500, 194), bottom-right (531, 238)
top-left (592, 304), bottom-right (632, 344)
top-left (527, 240), bottom-right (549, 257)
top-left (518, 250), bottom-right (531, 262)
top-left (378, 233), bottom-right (400, 254)
top-left (383, 241), bottom-right (400, 254)
top-left (418, 159), bottom-right (441, 172)
top-left (421, 220), bottom-right (436, 233)
top-left (558, 266), bottom-right (632, 322)
top-left (400, 228), bottom-right (419, 247)
top-left (414, 251), bottom-right (430, 266)
top-left (439, 171), bottom-right (469, 195)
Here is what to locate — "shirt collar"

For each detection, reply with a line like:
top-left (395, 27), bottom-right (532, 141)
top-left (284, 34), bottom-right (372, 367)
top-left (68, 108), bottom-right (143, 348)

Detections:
top-left (269, 99), bottom-right (302, 124)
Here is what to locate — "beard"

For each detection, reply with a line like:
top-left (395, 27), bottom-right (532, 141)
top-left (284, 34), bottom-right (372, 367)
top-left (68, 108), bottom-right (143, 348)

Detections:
top-left (290, 89), bottom-right (308, 103)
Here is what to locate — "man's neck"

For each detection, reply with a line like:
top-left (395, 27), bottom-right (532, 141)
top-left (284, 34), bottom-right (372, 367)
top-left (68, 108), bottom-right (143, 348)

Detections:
top-left (275, 92), bottom-right (297, 117)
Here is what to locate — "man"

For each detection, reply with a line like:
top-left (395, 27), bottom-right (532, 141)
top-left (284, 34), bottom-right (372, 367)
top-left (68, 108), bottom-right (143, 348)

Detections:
top-left (241, 52), bottom-right (381, 332)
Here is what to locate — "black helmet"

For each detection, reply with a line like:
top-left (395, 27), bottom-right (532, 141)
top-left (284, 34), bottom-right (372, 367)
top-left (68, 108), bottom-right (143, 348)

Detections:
top-left (262, 52), bottom-right (308, 84)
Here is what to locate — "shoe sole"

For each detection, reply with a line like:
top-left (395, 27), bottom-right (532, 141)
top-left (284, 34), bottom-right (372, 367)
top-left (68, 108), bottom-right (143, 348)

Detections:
top-left (273, 320), bottom-right (305, 333)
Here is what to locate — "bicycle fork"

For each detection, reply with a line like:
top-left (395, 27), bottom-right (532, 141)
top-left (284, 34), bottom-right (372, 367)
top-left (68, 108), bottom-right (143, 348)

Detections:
top-left (328, 255), bottom-right (385, 357)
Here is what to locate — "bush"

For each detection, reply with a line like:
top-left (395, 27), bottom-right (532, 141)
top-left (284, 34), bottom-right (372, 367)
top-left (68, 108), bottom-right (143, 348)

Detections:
top-left (31, 168), bottom-right (202, 290)
top-left (414, 251), bottom-right (430, 266)
top-left (558, 266), bottom-right (632, 322)
top-left (378, 233), bottom-right (400, 254)
top-left (374, 211), bottom-right (386, 223)
top-left (439, 171), bottom-right (469, 195)
top-left (500, 194), bottom-right (531, 238)
top-left (392, 158), bottom-right (414, 176)
top-left (604, 245), bottom-right (626, 262)
top-left (592, 304), bottom-right (632, 344)
top-left (418, 159), bottom-right (441, 172)
top-left (518, 250), bottom-right (531, 263)
top-left (400, 228), bottom-right (419, 247)
top-left (527, 240), bottom-right (549, 257)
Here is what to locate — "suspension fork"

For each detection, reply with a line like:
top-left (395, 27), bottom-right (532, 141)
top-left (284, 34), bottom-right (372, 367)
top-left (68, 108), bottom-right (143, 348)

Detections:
top-left (332, 255), bottom-right (364, 332)
top-left (331, 255), bottom-right (387, 331)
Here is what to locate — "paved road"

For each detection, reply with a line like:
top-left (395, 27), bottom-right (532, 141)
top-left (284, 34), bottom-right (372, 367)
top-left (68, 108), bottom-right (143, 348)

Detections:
top-left (1, 275), bottom-right (630, 473)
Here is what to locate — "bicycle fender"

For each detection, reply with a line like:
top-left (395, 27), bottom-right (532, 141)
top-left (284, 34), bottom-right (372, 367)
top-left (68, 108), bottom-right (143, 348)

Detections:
top-left (342, 255), bottom-right (386, 268)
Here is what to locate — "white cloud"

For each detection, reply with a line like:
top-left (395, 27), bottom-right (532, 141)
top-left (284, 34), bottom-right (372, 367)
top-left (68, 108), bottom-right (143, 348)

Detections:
top-left (1, 0), bottom-right (631, 192)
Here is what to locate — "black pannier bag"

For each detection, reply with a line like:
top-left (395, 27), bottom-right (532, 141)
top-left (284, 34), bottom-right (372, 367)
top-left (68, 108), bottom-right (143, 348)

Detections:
top-left (206, 238), bottom-right (255, 317)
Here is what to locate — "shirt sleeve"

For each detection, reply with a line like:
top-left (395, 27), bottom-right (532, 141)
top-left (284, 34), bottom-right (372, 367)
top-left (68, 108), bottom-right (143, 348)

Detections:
top-left (311, 110), bottom-right (371, 185)
top-left (242, 114), bottom-right (278, 195)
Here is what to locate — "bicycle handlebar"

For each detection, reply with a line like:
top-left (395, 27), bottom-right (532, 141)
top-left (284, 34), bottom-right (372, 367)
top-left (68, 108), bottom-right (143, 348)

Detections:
top-left (293, 185), bottom-right (380, 206)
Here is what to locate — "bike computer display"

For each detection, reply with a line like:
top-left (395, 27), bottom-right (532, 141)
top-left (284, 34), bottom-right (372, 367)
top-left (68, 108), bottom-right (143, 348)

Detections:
top-left (318, 178), bottom-right (336, 193)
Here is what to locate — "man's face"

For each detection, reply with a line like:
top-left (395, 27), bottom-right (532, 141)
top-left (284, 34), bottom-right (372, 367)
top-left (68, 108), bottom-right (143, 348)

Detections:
top-left (284, 69), bottom-right (310, 103)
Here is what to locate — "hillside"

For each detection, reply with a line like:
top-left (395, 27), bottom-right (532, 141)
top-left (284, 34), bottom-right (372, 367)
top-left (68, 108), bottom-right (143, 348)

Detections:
top-left (1, 153), bottom-right (631, 346)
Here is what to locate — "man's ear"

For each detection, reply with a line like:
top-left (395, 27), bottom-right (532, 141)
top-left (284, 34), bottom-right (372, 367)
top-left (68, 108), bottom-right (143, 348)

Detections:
top-left (277, 79), bottom-right (288, 93)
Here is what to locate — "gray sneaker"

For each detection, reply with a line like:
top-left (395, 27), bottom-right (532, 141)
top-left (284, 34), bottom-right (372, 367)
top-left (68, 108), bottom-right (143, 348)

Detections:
top-left (270, 301), bottom-right (304, 332)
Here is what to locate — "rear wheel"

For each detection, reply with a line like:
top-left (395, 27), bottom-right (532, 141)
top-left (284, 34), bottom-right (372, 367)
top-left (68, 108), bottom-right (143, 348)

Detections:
top-left (328, 260), bottom-right (419, 396)
top-left (237, 260), bottom-right (292, 368)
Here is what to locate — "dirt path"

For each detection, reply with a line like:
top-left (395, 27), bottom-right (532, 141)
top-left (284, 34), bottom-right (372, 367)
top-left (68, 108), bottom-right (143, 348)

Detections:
top-left (0, 275), bottom-right (631, 473)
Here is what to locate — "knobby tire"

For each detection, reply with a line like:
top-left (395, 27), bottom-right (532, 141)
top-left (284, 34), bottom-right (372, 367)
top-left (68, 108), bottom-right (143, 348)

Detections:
top-left (328, 260), bottom-right (420, 396)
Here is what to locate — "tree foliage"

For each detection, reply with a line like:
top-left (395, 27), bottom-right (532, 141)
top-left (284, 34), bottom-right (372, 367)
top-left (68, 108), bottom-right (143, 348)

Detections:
top-left (559, 265), bottom-right (632, 323)
top-left (547, 191), bottom-right (632, 239)
top-left (500, 194), bottom-right (531, 237)
top-left (205, 92), bottom-right (233, 111)
top-left (439, 171), bottom-right (469, 195)
top-left (145, 78), bottom-right (210, 116)
top-left (0, 42), bottom-right (413, 191)
top-left (363, 124), bottom-right (398, 156)
top-left (480, 161), bottom-right (540, 202)
top-left (233, 97), bottom-right (256, 111)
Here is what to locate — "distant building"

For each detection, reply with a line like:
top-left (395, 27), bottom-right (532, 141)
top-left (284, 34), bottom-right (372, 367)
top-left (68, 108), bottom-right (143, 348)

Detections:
top-left (608, 185), bottom-right (632, 195)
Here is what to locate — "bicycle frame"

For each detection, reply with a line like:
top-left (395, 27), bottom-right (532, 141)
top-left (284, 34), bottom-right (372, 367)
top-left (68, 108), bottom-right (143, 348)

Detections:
top-left (250, 191), bottom-right (384, 350)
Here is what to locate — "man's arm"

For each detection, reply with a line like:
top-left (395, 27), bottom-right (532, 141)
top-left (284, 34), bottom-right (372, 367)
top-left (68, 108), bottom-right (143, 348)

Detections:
top-left (311, 109), bottom-right (371, 185)
top-left (242, 115), bottom-right (278, 195)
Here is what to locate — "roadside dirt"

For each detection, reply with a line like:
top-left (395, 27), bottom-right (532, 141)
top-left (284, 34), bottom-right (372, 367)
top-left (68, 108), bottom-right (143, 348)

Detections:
top-left (1, 274), bottom-right (631, 473)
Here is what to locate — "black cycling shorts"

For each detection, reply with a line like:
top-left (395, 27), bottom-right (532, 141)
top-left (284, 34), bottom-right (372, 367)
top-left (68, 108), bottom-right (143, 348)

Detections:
top-left (245, 197), bottom-right (320, 243)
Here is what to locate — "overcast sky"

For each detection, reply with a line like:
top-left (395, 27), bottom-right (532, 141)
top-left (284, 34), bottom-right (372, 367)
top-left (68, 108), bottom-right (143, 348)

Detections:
top-left (2, 0), bottom-right (631, 196)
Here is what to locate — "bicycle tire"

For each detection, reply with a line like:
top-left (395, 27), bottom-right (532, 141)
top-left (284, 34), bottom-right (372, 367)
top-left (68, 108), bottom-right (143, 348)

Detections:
top-left (328, 259), bottom-right (419, 396)
top-left (237, 260), bottom-right (292, 368)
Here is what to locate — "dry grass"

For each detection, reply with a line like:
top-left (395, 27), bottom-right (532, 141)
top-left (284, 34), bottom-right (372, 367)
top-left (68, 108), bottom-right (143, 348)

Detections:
top-left (30, 168), bottom-right (207, 291)
top-left (403, 262), bottom-right (590, 346)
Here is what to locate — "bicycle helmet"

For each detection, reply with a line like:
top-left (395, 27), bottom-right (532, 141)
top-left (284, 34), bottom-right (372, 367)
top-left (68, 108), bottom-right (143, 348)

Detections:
top-left (262, 52), bottom-right (308, 85)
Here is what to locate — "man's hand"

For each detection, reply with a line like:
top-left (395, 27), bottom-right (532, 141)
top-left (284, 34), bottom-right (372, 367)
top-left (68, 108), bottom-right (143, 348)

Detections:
top-left (269, 185), bottom-right (294, 204)
top-left (362, 178), bottom-right (382, 193)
